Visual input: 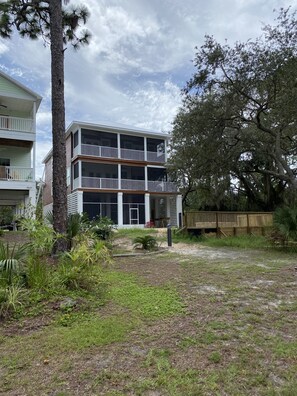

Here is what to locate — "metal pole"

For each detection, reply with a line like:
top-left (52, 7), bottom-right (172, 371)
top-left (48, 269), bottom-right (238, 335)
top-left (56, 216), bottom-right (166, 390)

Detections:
top-left (167, 224), bottom-right (172, 247)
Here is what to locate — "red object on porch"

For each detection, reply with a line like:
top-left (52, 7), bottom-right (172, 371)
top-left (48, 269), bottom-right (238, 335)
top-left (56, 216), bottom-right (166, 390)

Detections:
top-left (145, 220), bottom-right (155, 228)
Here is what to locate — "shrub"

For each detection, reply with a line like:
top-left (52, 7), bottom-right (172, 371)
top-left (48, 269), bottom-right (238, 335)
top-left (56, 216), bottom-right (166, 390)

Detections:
top-left (273, 206), bottom-right (297, 242)
top-left (91, 216), bottom-right (116, 241)
top-left (25, 255), bottom-right (49, 290)
top-left (133, 235), bottom-right (158, 251)
top-left (0, 241), bottom-right (27, 285)
top-left (0, 285), bottom-right (23, 317)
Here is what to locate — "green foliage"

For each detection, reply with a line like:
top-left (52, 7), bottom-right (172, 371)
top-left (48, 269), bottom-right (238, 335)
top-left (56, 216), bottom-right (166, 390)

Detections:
top-left (0, 241), bottom-right (27, 285)
top-left (0, 285), bottom-right (23, 317)
top-left (25, 255), bottom-right (49, 290)
top-left (201, 235), bottom-right (268, 249)
top-left (0, 206), bottom-right (13, 226)
top-left (133, 235), bottom-right (158, 251)
top-left (20, 218), bottom-right (55, 256)
top-left (273, 206), bottom-right (297, 241)
top-left (91, 216), bottom-right (116, 241)
top-left (168, 8), bottom-right (297, 211)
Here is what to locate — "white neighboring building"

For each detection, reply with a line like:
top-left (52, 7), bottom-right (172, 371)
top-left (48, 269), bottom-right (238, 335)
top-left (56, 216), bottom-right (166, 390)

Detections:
top-left (43, 121), bottom-right (183, 228)
top-left (0, 70), bottom-right (42, 216)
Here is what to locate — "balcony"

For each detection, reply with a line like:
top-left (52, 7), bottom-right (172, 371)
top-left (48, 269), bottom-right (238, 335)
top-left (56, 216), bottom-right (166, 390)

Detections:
top-left (81, 144), bottom-right (118, 159)
top-left (0, 166), bottom-right (33, 181)
top-left (82, 177), bottom-right (118, 189)
top-left (121, 179), bottom-right (146, 190)
top-left (75, 143), bottom-right (165, 163)
top-left (0, 116), bottom-right (33, 134)
top-left (148, 181), bottom-right (178, 193)
top-left (73, 176), bottom-right (177, 193)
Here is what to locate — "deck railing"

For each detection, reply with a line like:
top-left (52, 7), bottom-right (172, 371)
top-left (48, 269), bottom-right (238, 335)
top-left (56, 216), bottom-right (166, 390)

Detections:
top-left (77, 143), bottom-right (165, 163)
top-left (0, 116), bottom-right (33, 133)
top-left (147, 180), bottom-right (177, 192)
top-left (184, 211), bottom-right (273, 233)
top-left (81, 144), bottom-right (118, 159)
top-left (81, 177), bottom-right (118, 189)
top-left (0, 166), bottom-right (33, 181)
top-left (121, 179), bottom-right (146, 190)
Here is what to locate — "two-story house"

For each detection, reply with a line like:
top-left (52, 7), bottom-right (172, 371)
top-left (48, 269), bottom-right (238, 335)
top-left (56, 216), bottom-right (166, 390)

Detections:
top-left (0, 70), bottom-right (41, 216)
top-left (43, 121), bottom-right (182, 227)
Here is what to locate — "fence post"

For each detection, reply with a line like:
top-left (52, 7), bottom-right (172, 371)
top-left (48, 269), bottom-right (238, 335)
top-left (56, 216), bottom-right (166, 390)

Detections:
top-left (167, 224), bottom-right (172, 247)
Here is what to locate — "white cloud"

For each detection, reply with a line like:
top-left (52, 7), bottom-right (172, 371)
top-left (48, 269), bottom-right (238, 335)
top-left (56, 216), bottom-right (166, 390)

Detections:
top-left (0, 0), bottom-right (295, 177)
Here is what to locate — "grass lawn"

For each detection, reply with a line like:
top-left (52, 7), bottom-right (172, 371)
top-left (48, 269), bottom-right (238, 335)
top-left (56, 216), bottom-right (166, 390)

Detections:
top-left (0, 239), bottom-right (296, 395)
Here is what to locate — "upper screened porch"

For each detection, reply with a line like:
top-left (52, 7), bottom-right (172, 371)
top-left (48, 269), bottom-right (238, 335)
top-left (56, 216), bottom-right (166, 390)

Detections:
top-left (0, 71), bottom-right (41, 140)
top-left (72, 127), bottom-right (167, 163)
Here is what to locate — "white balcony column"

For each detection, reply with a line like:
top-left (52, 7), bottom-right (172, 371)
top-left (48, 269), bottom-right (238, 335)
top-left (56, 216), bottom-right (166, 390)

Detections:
top-left (144, 137), bottom-right (147, 161)
top-left (78, 127), bottom-right (82, 155)
top-left (118, 164), bottom-right (121, 189)
top-left (29, 186), bottom-right (36, 207)
top-left (145, 166), bottom-right (148, 190)
top-left (176, 194), bottom-right (183, 227)
top-left (32, 140), bottom-right (36, 182)
top-left (78, 161), bottom-right (82, 188)
top-left (145, 193), bottom-right (150, 224)
top-left (164, 139), bottom-right (168, 162)
top-left (77, 191), bottom-right (83, 214)
top-left (117, 133), bottom-right (121, 158)
top-left (118, 192), bottom-right (123, 226)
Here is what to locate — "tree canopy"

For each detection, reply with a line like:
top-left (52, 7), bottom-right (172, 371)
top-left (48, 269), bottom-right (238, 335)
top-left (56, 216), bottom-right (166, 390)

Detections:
top-left (168, 7), bottom-right (297, 211)
top-left (0, 0), bottom-right (90, 252)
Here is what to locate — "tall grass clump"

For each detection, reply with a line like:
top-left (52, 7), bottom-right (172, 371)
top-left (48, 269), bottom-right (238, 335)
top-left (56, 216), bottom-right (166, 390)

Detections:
top-left (201, 234), bottom-right (268, 249)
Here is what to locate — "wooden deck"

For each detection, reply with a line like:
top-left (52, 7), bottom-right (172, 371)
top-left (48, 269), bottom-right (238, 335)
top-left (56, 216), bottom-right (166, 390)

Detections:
top-left (184, 211), bottom-right (273, 236)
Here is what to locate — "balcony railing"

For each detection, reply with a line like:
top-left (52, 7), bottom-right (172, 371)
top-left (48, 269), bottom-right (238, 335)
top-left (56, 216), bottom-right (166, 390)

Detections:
top-left (76, 143), bottom-right (165, 163)
top-left (0, 116), bottom-right (33, 133)
top-left (120, 148), bottom-right (145, 161)
top-left (81, 144), bottom-right (118, 159)
top-left (121, 179), bottom-right (146, 190)
top-left (82, 177), bottom-right (118, 189)
top-left (147, 151), bottom-right (165, 162)
top-left (148, 181), bottom-right (178, 193)
top-left (0, 166), bottom-right (33, 181)
top-left (72, 177), bottom-right (177, 192)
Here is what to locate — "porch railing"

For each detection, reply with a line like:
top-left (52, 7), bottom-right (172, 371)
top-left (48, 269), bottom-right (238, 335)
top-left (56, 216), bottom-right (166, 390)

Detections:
top-left (121, 179), bottom-right (146, 190)
top-left (0, 116), bottom-right (33, 133)
top-left (147, 151), bottom-right (165, 162)
top-left (0, 166), bottom-right (33, 181)
top-left (81, 177), bottom-right (118, 189)
top-left (120, 148), bottom-right (145, 161)
top-left (81, 144), bottom-right (118, 159)
top-left (147, 180), bottom-right (178, 192)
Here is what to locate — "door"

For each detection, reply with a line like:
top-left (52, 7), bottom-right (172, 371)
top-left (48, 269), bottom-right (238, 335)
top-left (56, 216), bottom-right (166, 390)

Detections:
top-left (129, 207), bottom-right (139, 225)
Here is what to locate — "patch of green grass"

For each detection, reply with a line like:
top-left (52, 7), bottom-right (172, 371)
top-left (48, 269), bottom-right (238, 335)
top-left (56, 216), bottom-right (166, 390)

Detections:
top-left (104, 271), bottom-right (184, 319)
top-left (201, 235), bottom-right (268, 249)
top-left (115, 228), bottom-right (158, 240)
top-left (208, 351), bottom-right (222, 364)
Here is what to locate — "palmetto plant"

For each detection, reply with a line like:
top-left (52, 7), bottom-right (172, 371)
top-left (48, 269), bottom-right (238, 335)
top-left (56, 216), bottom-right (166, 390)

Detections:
top-left (273, 206), bottom-right (297, 242)
top-left (0, 241), bottom-right (27, 285)
top-left (133, 235), bottom-right (158, 251)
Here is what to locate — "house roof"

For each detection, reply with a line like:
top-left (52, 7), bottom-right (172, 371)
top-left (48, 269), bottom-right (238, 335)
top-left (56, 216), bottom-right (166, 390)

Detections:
top-left (0, 69), bottom-right (42, 110)
top-left (66, 120), bottom-right (170, 139)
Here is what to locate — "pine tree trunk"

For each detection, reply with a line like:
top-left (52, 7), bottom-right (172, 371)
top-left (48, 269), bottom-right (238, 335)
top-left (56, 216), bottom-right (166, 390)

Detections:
top-left (49, 0), bottom-right (68, 253)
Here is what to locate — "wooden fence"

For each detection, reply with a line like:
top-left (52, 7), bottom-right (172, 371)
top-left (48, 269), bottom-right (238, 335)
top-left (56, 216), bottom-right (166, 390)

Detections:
top-left (184, 211), bottom-right (273, 236)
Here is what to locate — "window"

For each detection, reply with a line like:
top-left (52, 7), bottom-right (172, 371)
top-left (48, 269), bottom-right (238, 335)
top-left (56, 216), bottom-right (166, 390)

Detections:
top-left (0, 158), bottom-right (10, 166)
top-left (73, 131), bottom-right (78, 148)
top-left (73, 163), bottom-right (79, 179)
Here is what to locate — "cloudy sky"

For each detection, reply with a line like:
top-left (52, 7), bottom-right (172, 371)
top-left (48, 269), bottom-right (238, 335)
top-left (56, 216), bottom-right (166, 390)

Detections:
top-left (0, 0), bottom-right (294, 178)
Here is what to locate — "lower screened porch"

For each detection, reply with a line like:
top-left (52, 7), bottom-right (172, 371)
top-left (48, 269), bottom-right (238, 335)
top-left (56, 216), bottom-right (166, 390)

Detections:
top-left (66, 191), bottom-right (182, 228)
